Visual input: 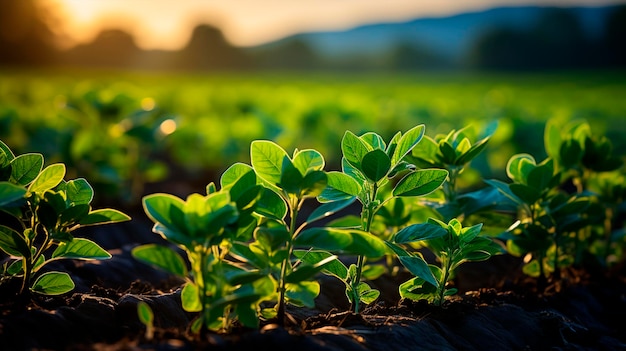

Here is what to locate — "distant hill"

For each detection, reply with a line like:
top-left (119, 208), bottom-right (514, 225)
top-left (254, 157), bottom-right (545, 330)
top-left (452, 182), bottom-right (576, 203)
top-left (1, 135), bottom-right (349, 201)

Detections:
top-left (255, 6), bottom-right (619, 67)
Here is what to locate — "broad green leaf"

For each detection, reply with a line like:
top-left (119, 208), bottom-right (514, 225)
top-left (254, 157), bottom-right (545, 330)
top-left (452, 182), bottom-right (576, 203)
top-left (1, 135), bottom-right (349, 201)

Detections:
top-left (255, 188), bottom-right (287, 220)
top-left (285, 254), bottom-right (337, 283)
top-left (392, 169), bottom-right (448, 197)
top-left (393, 223), bottom-right (447, 244)
top-left (506, 154), bottom-right (535, 183)
top-left (28, 164), bottom-right (66, 194)
top-left (0, 140), bottom-right (15, 162)
top-left (306, 198), bottom-right (355, 224)
top-left (318, 171), bottom-right (361, 202)
top-left (52, 238), bottom-right (111, 260)
top-left (456, 137), bottom-right (490, 165)
top-left (285, 281), bottom-right (319, 308)
top-left (137, 301), bottom-right (154, 325)
top-left (0, 181), bottom-right (26, 206)
top-left (31, 271), bottom-right (75, 295)
top-left (132, 244), bottom-right (188, 277)
top-left (544, 119), bottom-right (562, 159)
top-left (254, 227), bottom-right (290, 251)
top-left (143, 194), bottom-right (186, 231)
top-left (411, 135), bottom-right (439, 166)
top-left (64, 178), bottom-right (94, 205)
top-left (484, 179), bottom-right (524, 206)
top-left (181, 282), bottom-right (202, 312)
top-left (292, 149), bottom-right (325, 175)
top-left (79, 209), bottom-right (131, 226)
top-left (439, 141), bottom-right (457, 164)
top-left (251, 140), bottom-right (289, 186)
top-left (398, 256), bottom-right (438, 288)
top-left (460, 223), bottom-right (483, 243)
top-left (59, 204), bottom-right (90, 226)
top-left (341, 131), bottom-right (371, 169)
top-left (295, 227), bottom-right (387, 257)
top-left (361, 264), bottom-right (386, 280)
top-left (400, 277), bottom-right (438, 302)
top-left (361, 149), bottom-right (391, 182)
top-left (301, 170), bottom-right (327, 198)
top-left (10, 153), bottom-right (43, 186)
top-left (527, 160), bottom-right (555, 191)
top-left (293, 250), bottom-right (348, 280)
top-left (385, 131), bottom-right (402, 157)
top-left (357, 282), bottom-right (379, 304)
top-left (391, 124), bottom-right (425, 166)
top-left (360, 132), bottom-right (386, 150)
top-left (510, 184), bottom-right (541, 204)
top-left (220, 163), bottom-right (255, 189)
top-left (279, 156), bottom-right (303, 194)
top-left (0, 225), bottom-right (30, 257)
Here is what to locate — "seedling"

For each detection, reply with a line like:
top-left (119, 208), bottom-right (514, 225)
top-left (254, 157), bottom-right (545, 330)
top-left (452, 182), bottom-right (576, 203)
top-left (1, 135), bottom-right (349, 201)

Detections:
top-left (389, 218), bottom-right (502, 305)
top-left (318, 126), bottom-right (448, 313)
top-left (137, 301), bottom-right (155, 340)
top-left (0, 139), bottom-right (130, 296)
top-left (132, 165), bottom-right (275, 333)
top-left (239, 140), bottom-right (387, 324)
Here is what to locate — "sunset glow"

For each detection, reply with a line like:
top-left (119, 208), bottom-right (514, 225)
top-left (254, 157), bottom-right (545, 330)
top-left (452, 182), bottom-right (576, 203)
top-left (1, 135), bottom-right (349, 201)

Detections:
top-left (46, 0), bottom-right (625, 50)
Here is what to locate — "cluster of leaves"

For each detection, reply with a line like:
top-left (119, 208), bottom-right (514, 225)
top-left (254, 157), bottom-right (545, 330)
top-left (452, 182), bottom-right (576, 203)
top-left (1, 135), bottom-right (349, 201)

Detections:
top-left (0, 139), bottom-right (130, 296)
top-left (487, 119), bottom-right (625, 284)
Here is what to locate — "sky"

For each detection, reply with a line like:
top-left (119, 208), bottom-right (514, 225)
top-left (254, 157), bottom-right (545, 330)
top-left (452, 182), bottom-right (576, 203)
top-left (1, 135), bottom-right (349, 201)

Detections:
top-left (46, 0), bottom-right (626, 50)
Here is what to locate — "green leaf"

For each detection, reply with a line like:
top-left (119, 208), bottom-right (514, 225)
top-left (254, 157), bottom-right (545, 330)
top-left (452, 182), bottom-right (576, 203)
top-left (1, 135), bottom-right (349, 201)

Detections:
top-left (132, 244), bottom-right (188, 277)
top-left (64, 178), bottom-right (94, 205)
top-left (506, 154), bottom-right (535, 183)
top-left (255, 188), bottom-right (287, 220)
top-left (0, 181), bottom-right (26, 206)
top-left (341, 131), bottom-right (371, 170)
top-left (509, 184), bottom-right (541, 204)
top-left (398, 256), bottom-right (439, 288)
top-left (392, 169), bottom-right (448, 197)
top-left (292, 149), bottom-right (325, 175)
top-left (293, 250), bottom-right (348, 280)
top-left (318, 171), bottom-right (361, 202)
top-left (10, 153), bottom-right (43, 186)
top-left (439, 141), bottom-right (457, 164)
top-left (137, 301), bottom-right (154, 326)
top-left (143, 193), bottom-right (186, 231)
top-left (544, 119), bottom-right (562, 160)
top-left (360, 132), bottom-right (386, 150)
top-left (251, 140), bottom-right (289, 187)
top-left (393, 223), bottom-right (447, 244)
top-left (28, 164), bottom-right (66, 194)
top-left (559, 139), bottom-right (582, 168)
top-left (220, 163), bottom-right (255, 190)
top-left (527, 160), bottom-right (555, 191)
top-left (181, 282), bottom-right (202, 312)
top-left (279, 156), bottom-right (303, 194)
top-left (0, 140), bottom-right (15, 162)
top-left (361, 149), bottom-right (391, 182)
top-left (285, 254), bottom-right (337, 284)
top-left (79, 209), bottom-right (131, 226)
top-left (399, 277), bottom-right (438, 302)
top-left (295, 227), bottom-right (387, 257)
top-left (52, 238), bottom-right (111, 260)
top-left (306, 198), bottom-right (355, 224)
top-left (391, 125), bottom-right (425, 166)
top-left (285, 281), bottom-right (320, 308)
top-left (31, 271), bottom-right (75, 295)
top-left (357, 282), bottom-right (380, 304)
top-left (301, 170), bottom-right (327, 198)
top-left (0, 225), bottom-right (30, 257)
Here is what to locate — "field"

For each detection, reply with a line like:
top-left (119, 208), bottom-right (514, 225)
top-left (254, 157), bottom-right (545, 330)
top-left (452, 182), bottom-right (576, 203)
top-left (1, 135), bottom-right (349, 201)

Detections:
top-left (1, 69), bottom-right (626, 349)
top-left (2, 69), bottom-right (625, 204)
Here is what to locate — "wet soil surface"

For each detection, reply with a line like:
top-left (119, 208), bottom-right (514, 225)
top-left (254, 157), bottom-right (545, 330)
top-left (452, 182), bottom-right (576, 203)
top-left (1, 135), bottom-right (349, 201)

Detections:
top-left (1, 220), bottom-right (625, 351)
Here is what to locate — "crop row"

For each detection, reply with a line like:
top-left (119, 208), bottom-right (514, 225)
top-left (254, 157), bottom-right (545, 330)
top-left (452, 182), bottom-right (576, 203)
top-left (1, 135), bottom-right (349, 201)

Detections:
top-left (2, 71), bottom-right (625, 203)
top-left (1, 118), bottom-right (624, 334)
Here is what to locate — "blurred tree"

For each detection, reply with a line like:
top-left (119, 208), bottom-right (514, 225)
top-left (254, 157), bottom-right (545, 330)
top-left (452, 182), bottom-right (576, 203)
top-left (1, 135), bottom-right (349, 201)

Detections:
top-left (0, 0), bottom-right (57, 66)
top-left (176, 24), bottom-right (250, 70)
top-left (387, 42), bottom-right (450, 70)
top-left (63, 29), bottom-right (140, 68)
top-left (249, 38), bottom-right (321, 70)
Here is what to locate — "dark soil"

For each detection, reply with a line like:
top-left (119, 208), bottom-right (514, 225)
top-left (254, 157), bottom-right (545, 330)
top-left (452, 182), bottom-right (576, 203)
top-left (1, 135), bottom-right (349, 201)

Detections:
top-left (1, 219), bottom-right (625, 351)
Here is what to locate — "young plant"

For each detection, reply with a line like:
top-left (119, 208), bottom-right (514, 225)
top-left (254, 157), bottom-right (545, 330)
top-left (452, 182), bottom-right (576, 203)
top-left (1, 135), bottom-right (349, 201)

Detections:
top-left (408, 123), bottom-right (502, 221)
top-left (318, 125), bottom-right (448, 313)
top-left (241, 140), bottom-right (388, 324)
top-left (486, 154), bottom-right (592, 285)
top-left (389, 218), bottom-right (502, 306)
top-left (132, 165), bottom-right (274, 333)
top-left (0, 139), bottom-right (130, 296)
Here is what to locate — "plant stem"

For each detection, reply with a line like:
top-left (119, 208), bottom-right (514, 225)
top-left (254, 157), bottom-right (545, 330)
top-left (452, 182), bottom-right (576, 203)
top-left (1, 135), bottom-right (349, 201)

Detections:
top-left (277, 199), bottom-right (299, 326)
top-left (352, 183), bottom-right (377, 314)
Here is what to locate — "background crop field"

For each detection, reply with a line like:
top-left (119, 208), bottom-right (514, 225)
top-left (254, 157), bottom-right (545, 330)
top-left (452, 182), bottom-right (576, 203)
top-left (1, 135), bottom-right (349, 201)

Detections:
top-left (1, 69), bottom-right (625, 204)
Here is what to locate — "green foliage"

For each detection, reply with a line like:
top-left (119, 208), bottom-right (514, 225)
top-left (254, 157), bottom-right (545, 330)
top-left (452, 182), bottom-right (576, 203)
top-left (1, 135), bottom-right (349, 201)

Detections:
top-left (319, 126), bottom-right (448, 313)
top-left (132, 166), bottom-right (274, 332)
top-left (137, 301), bottom-right (155, 340)
top-left (0, 139), bottom-right (130, 296)
top-left (391, 218), bottom-right (502, 305)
